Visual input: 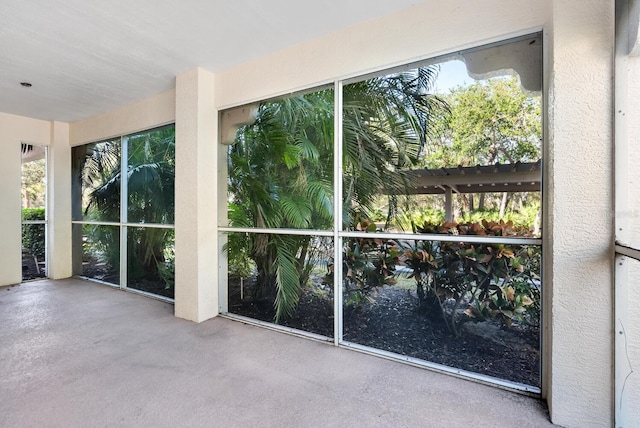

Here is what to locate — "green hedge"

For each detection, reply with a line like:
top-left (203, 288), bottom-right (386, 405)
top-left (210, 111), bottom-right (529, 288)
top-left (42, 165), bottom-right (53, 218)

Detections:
top-left (22, 208), bottom-right (45, 258)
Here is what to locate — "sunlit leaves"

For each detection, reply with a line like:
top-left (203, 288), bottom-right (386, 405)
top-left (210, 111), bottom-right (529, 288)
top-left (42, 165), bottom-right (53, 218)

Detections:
top-left (425, 76), bottom-right (541, 169)
top-left (402, 219), bottom-right (540, 335)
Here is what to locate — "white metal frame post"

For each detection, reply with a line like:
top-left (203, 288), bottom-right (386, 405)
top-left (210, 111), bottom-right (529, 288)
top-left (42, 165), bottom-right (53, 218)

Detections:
top-left (120, 136), bottom-right (128, 289)
top-left (614, 2), bottom-right (638, 425)
top-left (334, 80), bottom-right (344, 346)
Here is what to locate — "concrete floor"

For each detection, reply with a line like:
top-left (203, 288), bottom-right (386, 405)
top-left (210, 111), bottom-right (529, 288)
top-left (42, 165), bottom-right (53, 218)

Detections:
top-left (0, 279), bottom-right (555, 428)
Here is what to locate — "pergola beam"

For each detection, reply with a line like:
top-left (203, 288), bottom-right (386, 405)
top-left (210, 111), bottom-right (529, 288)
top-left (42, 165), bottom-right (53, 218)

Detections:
top-left (406, 169), bottom-right (540, 195)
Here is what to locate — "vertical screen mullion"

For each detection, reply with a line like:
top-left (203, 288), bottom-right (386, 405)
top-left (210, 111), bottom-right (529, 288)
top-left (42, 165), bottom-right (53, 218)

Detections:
top-left (120, 136), bottom-right (128, 289)
top-left (334, 80), bottom-right (344, 345)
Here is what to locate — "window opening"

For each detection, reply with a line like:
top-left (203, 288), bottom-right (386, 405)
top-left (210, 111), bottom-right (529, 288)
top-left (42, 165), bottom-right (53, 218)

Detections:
top-left (71, 125), bottom-right (175, 299)
top-left (221, 86), bottom-right (335, 337)
top-left (21, 144), bottom-right (47, 281)
top-left (220, 33), bottom-right (542, 392)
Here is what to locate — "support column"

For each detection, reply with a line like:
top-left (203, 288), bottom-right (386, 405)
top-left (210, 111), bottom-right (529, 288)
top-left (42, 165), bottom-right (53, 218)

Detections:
top-left (546, 1), bottom-right (615, 426)
top-left (174, 68), bottom-right (218, 322)
top-left (48, 121), bottom-right (72, 279)
top-left (0, 124), bottom-right (22, 286)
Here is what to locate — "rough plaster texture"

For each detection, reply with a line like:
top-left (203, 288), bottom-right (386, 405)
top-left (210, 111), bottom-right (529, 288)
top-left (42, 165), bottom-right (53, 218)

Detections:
top-left (69, 89), bottom-right (175, 146)
top-left (0, 279), bottom-right (555, 428)
top-left (548, 1), bottom-right (615, 426)
top-left (175, 68), bottom-right (218, 322)
top-left (0, 113), bottom-right (51, 286)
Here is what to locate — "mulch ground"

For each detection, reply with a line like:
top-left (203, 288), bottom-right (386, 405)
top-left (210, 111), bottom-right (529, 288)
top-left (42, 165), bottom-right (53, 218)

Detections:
top-left (82, 260), bottom-right (174, 299)
top-left (21, 253), bottom-right (46, 281)
top-left (229, 279), bottom-right (540, 387)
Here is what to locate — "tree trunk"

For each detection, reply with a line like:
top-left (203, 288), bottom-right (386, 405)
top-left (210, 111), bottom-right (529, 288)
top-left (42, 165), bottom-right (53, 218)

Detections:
top-left (534, 207), bottom-right (542, 236)
top-left (499, 192), bottom-right (509, 219)
top-left (453, 195), bottom-right (462, 222)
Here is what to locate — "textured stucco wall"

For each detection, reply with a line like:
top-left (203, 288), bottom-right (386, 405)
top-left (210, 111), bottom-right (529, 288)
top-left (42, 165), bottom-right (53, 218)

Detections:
top-left (215, 0), bottom-right (547, 109)
top-left (547, 1), bottom-right (615, 426)
top-left (0, 113), bottom-right (51, 286)
top-left (174, 68), bottom-right (218, 322)
top-left (48, 121), bottom-right (72, 280)
top-left (69, 89), bottom-right (175, 146)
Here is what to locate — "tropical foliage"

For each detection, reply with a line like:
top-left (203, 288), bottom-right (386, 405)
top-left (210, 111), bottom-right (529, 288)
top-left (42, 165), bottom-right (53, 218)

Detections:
top-left (227, 66), bottom-right (449, 321)
top-left (22, 208), bottom-right (46, 260)
top-left (73, 126), bottom-right (176, 295)
top-left (425, 76), bottom-right (541, 168)
top-left (423, 76), bottom-right (542, 220)
top-left (228, 91), bottom-right (334, 320)
top-left (21, 158), bottom-right (46, 209)
top-left (403, 219), bottom-right (540, 336)
top-left (342, 67), bottom-right (448, 226)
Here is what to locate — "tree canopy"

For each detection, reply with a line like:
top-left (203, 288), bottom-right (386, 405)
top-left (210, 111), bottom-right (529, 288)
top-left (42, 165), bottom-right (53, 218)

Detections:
top-left (424, 76), bottom-right (541, 168)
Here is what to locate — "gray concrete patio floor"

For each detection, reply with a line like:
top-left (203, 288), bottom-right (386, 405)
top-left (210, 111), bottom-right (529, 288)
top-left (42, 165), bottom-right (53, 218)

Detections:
top-left (0, 279), bottom-right (555, 428)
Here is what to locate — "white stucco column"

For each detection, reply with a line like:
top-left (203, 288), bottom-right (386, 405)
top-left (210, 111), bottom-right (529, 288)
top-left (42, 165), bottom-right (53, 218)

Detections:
top-left (546, 1), bottom-right (615, 426)
top-left (48, 121), bottom-right (72, 279)
top-left (0, 118), bottom-right (23, 286)
top-left (174, 68), bottom-right (218, 322)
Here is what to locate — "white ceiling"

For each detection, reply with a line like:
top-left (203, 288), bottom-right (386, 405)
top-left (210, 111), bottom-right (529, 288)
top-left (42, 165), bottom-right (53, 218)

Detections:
top-left (0, 0), bottom-right (421, 123)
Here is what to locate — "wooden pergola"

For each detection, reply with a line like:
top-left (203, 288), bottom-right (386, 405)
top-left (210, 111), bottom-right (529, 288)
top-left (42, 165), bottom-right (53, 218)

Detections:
top-left (405, 160), bottom-right (541, 221)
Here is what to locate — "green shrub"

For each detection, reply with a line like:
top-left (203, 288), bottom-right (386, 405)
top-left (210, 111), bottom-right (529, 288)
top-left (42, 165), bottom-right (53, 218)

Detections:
top-left (323, 218), bottom-right (399, 307)
top-left (21, 208), bottom-right (46, 258)
top-left (22, 207), bottom-right (45, 222)
top-left (459, 203), bottom-right (540, 232)
top-left (403, 219), bottom-right (540, 336)
top-left (396, 208), bottom-right (446, 232)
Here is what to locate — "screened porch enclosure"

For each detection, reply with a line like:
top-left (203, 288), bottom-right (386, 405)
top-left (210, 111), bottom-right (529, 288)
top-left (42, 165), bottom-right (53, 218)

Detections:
top-left (71, 125), bottom-right (176, 300)
top-left (219, 34), bottom-right (543, 391)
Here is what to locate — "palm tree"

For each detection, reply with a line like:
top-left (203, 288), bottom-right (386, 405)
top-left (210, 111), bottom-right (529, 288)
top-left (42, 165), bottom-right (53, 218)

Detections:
top-left (228, 65), bottom-right (448, 321)
top-left (342, 66), bottom-right (448, 227)
top-left (125, 128), bottom-right (175, 290)
top-left (228, 91), bottom-right (334, 320)
top-left (75, 127), bottom-right (176, 291)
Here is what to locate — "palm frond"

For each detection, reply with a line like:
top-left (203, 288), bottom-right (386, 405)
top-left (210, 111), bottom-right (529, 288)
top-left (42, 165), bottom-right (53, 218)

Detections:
top-left (273, 238), bottom-right (301, 322)
top-left (280, 195), bottom-right (312, 228)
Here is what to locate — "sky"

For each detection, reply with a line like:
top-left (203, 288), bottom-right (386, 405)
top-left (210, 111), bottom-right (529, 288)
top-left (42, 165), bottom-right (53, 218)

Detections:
top-left (432, 60), bottom-right (472, 94)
